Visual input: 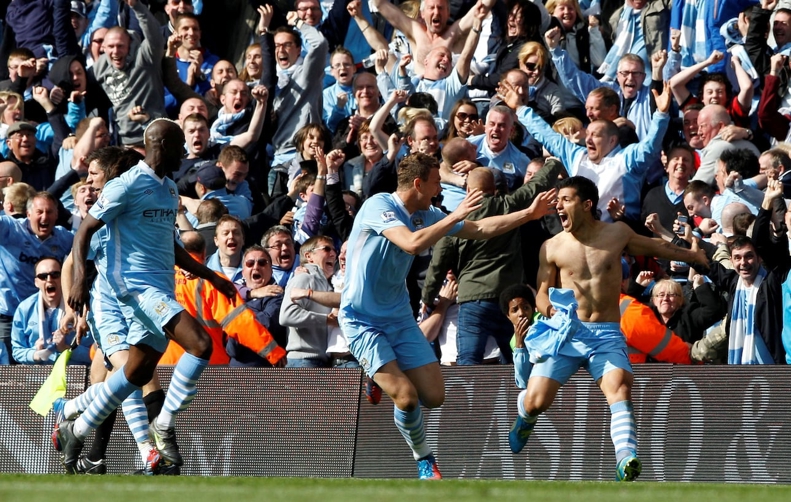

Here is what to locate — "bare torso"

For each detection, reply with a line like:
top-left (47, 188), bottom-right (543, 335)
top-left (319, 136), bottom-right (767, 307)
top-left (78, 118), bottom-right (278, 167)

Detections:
top-left (543, 221), bottom-right (632, 323)
top-left (409, 24), bottom-right (462, 74)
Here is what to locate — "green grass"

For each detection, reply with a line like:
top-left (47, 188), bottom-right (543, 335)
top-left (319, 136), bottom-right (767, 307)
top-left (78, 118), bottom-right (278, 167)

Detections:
top-left (2, 475), bottom-right (791, 502)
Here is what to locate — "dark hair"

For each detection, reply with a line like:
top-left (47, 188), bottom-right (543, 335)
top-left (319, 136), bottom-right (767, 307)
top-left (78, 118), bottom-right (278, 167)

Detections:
top-left (84, 146), bottom-right (142, 180)
top-left (406, 92), bottom-right (438, 116)
top-left (589, 87), bottom-right (621, 113)
top-left (397, 152), bottom-right (439, 190)
top-left (683, 179), bottom-right (715, 200)
top-left (34, 256), bottom-right (61, 271)
top-left (183, 113), bottom-right (209, 128)
top-left (273, 26), bottom-right (302, 50)
top-left (506, 0), bottom-right (542, 42)
top-left (720, 148), bottom-right (759, 178)
top-left (557, 176), bottom-right (600, 219)
top-left (175, 12), bottom-right (200, 28)
top-left (698, 72), bottom-right (733, 101)
top-left (499, 284), bottom-right (536, 315)
top-left (732, 212), bottom-right (756, 236)
top-left (293, 123), bottom-right (332, 156)
top-left (342, 189), bottom-right (362, 212)
top-left (446, 98), bottom-right (478, 140)
top-left (729, 235), bottom-right (756, 255)
top-left (215, 214), bottom-right (244, 237)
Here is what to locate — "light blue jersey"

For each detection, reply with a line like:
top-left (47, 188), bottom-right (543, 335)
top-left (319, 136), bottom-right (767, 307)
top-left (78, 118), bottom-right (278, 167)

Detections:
top-left (411, 70), bottom-right (466, 121)
top-left (90, 161), bottom-right (180, 295)
top-left (87, 227), bottom-right (130, 357)
top-left (0, 217), bottom-right (73, 316)
top-left (340, 192), bottom-right (464, 323)
top-left (467, 134), bottom-right (530, 192)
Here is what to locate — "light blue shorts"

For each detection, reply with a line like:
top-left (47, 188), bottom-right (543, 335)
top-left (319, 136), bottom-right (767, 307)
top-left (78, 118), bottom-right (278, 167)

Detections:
top-left (117, 287), bottom-right (184, 354)
top-left (341, 314), bottom-right (438, 377)
top-left (88, 294), bottom-right (129, 358)
top-left (530, 322), bottom-right (632, 385)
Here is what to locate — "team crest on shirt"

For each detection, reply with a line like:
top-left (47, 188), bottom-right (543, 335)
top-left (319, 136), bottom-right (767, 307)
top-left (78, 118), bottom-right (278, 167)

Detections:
top-left (503, 162), bottom-right (516, 174)
top-left (169, 188), bottom-right (177, 197)
top-left (412, 217), bottom-right (424, 229)
top-left (106, 334), bottom-right (121, 347)
top-left (381, 211), bottom-right (397, 223)
top-left (154, 302), bottom-right (170, 316)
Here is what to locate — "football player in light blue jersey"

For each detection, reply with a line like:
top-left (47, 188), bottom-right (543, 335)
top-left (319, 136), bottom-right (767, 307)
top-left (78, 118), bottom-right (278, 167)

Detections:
top-left (339, 152), bottom-right (555, 479)
top-left (55, 120), bottom-right (237, 474)
top-left (55, 147), bottom-right (169, 475)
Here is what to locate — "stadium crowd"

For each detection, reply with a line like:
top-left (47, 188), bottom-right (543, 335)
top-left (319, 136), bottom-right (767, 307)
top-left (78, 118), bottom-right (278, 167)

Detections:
top-left (1, 0), bottom-right (791, 377)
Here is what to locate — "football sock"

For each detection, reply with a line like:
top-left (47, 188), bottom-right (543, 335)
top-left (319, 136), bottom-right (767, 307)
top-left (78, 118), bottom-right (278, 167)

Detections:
top-left (86, 408), bottom-right (117, 462)
top-left (121, 390), bottom-right (150, 444)
top-left (157, 352), bottom-right (208, 429)
top-left (394, 405), bottom-right (432, 460)
top-left (610, 400), bottom-right (638, 462)
top-left (516, 388), bottom-right (539, 427)
top-left (144, 389), bottom-right (165, 423)
top-left (74, 368), bottom-right (139, 440)
top-left (67, 382), bottom-right (103, 418)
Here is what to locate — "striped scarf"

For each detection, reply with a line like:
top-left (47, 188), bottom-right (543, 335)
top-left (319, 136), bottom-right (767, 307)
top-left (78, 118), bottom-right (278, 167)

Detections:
top-left (679, 0), bottom-right (708, 68)
top-left (720, 19), bottom-right (759, 81)
top-left (728, 267), bottom-right (773, 364)
top-left (210, 108), bottom-right (246, 145)
top-left (598, 6), bottom-right (638, 83)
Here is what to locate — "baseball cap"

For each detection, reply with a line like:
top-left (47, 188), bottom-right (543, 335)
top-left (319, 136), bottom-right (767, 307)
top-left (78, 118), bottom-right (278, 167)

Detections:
top-left (195, 164), bottom-right (226, 189)
top-left (71, 1), bottom-right (87, 18)
top-left (6, 121), bottom-right (36, 137)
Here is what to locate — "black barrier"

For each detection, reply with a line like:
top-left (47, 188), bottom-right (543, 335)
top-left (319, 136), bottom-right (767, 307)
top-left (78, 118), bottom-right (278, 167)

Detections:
top-left (1, 365), bottom-right (791, 482)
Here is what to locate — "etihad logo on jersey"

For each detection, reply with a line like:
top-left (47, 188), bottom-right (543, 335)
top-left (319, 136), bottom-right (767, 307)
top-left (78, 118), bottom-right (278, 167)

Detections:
top-left (142, 208), bottom-right (178, 219)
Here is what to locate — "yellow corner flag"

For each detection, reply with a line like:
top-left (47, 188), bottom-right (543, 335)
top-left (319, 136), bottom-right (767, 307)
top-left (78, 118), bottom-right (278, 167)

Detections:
top-left (29, 349), bottom-right (72, 416)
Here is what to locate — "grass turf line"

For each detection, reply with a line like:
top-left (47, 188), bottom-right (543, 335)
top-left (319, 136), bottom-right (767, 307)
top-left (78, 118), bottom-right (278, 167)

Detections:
top-left (2, 475), bottom-right (791, 502)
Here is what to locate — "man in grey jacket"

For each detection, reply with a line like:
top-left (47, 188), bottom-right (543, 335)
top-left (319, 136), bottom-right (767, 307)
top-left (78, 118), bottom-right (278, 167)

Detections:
top-left (92, 0), bottom-right (165, 146)
top-left (280, 235), bottom-right (337, 367)
top-left (270, 15), bottom-right (328, 165)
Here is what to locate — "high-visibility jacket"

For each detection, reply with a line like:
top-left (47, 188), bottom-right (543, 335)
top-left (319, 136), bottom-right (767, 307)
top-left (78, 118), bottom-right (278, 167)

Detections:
top-left (619, 294), bottom-right (692, 365)
top-left (159, 273), bottom-right (286, 366)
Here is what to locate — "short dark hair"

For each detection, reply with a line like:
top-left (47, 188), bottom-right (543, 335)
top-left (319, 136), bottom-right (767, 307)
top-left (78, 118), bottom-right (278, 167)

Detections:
top-left (698, 72), bottom-right (732, 100)
top-left (175, 12), bottom-right (200, 28)
top-left (397, 152), bottom-right (439, 190)
top-left (84, 146), bottom-right (142, 181)
top-left (557, 176), bottom-right (600, 219)
top-left (683, 179), bottom-right (715, 200)
top-left (273, 26), bottom-right (302, 50)
top-left (589, 87), bottom-right (621, 112)
top-left (720, 148), bottom-right (759, 178)
top-left (729, 235), bottom-right (756, 255)
top-left (406, 92), bottom-right (438, 116)
top-left (499, 284), bottom-right (536, 316)
top-left (732, 212), bottom-right (756, 236)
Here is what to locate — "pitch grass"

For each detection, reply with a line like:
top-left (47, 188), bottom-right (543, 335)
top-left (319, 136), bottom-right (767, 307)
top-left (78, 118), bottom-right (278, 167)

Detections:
top-left (2, 475), bottom-right (791, 502)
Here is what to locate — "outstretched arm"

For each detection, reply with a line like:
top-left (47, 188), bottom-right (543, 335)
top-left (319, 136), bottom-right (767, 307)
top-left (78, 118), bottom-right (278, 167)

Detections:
top-left (624, 224), bottom-right (707, 265)
top-left (455, 189), bottom-right (556, 240)
top-left (731, 55), bottom-right (755, 116)
top-left (455, 3), bottom-right (485, 83)
top-left (668, 51), bottom-right (723, 106)
top-left (371, 0), bottom-right (420, 40)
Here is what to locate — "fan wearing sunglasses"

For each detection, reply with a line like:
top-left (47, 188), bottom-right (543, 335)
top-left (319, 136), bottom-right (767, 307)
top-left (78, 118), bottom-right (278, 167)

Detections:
top-left (10, 257), bottom-right (93, 365)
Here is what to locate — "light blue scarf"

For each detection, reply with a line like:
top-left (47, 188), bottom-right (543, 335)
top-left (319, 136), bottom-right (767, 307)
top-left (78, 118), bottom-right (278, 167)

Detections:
top-left (679, 0), bottom-right (708, 68)
top-left (728, 267), bottom-right (773, 364)
top-left (598, 6), bottom-right (639, 83)
top-left (210, 108), bottom-right (246, 145)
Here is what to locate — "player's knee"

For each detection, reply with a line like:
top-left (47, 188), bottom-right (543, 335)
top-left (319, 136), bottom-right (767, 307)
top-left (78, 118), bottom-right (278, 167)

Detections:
top-left (420, 390), bottom-right (445, 409)
top-left (188, 333), bottom-right (212, 360)
top-left (390, 385), bottom-right (420, 411)
top-left (524, 390), bottom-right (551, 416)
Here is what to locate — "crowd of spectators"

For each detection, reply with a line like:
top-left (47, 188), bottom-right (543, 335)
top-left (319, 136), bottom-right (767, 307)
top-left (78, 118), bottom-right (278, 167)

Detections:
top-left (1, 0), bottom-right (790, 369)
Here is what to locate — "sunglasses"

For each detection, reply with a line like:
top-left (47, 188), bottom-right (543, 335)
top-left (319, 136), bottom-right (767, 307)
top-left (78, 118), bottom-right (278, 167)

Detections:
top-left (245, 258), bottom-right (271, 268)
top-left (523, 62), bottom-right (540, 72)
top-left (309, 245), bottom-right (335, 253)
top-left (456, 111), bottom-right (479, 122)
top-left (36, 271), bottom-right (61, 280)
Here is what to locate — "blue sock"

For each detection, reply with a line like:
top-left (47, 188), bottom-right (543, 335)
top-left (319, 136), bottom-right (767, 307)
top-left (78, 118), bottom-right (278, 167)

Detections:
top-left (157, 352), bottom-right (208, 429)
top-left (394, 405), bottom-right (432, 460)
top-left (74, 368), bottom-right (139, 439)
top-left (66, 382), bottom-right (103, 418)
top-left (610, 400), bottom-right (638, 462)
top-left (121, 390), bottom-right (150, 444)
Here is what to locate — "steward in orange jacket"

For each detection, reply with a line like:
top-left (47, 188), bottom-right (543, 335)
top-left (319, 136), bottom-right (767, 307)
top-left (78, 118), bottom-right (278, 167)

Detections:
top-left (619, 294), bottom-right (692, 364)
top-left (159, 235), bottom-right (287, 366)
